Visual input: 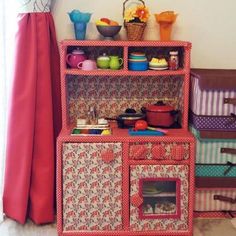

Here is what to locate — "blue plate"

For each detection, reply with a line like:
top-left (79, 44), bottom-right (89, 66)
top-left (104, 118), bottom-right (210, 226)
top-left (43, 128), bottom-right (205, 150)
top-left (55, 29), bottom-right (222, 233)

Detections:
top-left (128, 129), bottom-right (165, 136)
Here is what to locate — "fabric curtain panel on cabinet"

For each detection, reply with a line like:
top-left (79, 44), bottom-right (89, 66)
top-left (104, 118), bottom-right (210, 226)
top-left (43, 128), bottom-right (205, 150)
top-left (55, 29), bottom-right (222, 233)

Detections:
top-left (3, 0), bottom-right (61, 224)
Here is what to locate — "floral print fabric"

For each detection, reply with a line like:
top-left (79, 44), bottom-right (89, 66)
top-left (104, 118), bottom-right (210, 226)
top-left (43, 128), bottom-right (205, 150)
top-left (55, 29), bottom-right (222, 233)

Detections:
top-left (130, 165), bottom-right (189, 231)
top-left (62, 142), bottom-right (123, 231)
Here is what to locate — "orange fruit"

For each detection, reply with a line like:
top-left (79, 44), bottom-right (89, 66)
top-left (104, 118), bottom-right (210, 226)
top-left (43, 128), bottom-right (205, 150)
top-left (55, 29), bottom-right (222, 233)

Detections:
top-left (109, 20), bottom-right (119, 26)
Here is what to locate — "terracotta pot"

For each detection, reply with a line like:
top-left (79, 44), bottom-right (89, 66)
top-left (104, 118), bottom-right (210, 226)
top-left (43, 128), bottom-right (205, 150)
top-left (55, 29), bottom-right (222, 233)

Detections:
top-left (141, 101), bottom-right (178, 127)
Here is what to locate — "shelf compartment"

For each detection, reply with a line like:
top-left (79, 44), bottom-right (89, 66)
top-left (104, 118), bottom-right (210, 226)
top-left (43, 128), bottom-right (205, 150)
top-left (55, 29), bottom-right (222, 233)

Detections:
top-left (128, 46), bottom-right (185, 70)
top-left (64, 75), bottom-right (184, 128)
top-left (65, 45), bottom-right (124, 70)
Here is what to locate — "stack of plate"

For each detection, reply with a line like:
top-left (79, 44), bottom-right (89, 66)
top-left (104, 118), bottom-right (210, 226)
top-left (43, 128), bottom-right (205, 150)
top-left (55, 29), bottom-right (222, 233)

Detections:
top-left (128, 52), bottom-right (148, 71)
top-left (149, 58), bottom-right (168, 70)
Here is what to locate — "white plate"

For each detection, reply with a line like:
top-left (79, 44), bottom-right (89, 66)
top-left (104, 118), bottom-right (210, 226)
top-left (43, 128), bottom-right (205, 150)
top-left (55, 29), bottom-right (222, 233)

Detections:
top-left (149, 66), bottom-right (168, 70)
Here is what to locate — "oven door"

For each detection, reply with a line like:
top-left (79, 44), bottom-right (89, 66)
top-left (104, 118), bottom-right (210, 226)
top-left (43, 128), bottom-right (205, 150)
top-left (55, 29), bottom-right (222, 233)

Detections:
top-left (130, 165), bottom-right (189, 231)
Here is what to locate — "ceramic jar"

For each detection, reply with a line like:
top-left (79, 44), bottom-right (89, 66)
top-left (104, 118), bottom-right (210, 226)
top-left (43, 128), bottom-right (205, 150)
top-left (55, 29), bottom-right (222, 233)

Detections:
top-left (96, 53), bottom-right (110, 69)
top-left (66, 48), bottom-right (87, 68)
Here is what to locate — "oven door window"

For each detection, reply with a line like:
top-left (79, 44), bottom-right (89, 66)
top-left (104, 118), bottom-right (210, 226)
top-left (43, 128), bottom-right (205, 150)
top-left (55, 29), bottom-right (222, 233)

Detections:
top-left (140, 178), bottom-right (180, 219)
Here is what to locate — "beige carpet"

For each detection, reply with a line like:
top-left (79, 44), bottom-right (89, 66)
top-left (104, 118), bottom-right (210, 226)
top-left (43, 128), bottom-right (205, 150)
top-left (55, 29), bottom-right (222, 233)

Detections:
top-left (0, 217), bottom-right (236, 235)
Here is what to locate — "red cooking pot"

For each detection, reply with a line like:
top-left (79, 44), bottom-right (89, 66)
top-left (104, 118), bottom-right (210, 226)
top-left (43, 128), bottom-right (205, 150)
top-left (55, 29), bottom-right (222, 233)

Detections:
top-left (141, 101), bottom-right (178, 127)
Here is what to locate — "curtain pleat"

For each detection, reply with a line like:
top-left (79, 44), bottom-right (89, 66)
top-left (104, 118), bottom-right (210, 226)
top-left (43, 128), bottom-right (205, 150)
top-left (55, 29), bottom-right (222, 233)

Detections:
top-left (3, 12), bottom-right (61, 224)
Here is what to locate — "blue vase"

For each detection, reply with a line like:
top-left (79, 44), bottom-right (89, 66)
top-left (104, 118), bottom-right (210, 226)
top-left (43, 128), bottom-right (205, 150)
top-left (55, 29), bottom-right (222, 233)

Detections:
top-left (74, 22), bottom-right (87, 40)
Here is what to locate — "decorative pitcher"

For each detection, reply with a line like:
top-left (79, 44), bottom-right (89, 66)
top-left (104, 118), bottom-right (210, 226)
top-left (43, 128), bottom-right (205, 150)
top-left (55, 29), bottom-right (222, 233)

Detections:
top-left (109, 56), bottom-right (123, 70)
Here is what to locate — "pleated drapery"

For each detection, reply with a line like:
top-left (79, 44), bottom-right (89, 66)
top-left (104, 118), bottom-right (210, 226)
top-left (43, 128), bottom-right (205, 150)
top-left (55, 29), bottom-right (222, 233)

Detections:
top-left (3, 11), bottom-right (61, 224)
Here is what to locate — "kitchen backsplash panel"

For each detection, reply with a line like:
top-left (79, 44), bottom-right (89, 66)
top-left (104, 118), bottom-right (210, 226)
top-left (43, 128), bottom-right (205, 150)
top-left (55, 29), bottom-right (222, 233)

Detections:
top-left (66, 75), bottom-right (184, 124)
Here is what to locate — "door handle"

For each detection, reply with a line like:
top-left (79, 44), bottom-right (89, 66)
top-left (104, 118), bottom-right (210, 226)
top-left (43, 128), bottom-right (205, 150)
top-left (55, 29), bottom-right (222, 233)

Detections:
top-left (224, 98), bottom-right (236, 105)
top-left (221, 148), bottom-right (236, 155)
top-left (214, 195), bottom-right (236, 204)
top-left (131, 193), bottom-right (143, 207)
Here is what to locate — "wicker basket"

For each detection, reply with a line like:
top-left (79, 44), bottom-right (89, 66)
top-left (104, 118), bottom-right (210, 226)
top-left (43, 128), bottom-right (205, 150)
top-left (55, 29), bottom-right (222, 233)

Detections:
top-left (123, 0), bottom-right (147, 41)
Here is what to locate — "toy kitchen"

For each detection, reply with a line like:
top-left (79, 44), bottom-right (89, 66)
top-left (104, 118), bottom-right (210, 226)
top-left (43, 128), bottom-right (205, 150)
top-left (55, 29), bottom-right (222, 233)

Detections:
top-left (56, 39), bottom-right (195, 236)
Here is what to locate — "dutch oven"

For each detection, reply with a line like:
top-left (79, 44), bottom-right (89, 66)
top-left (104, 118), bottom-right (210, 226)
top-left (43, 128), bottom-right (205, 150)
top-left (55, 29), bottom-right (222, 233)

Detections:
top-left (141, 101), bottom-right (178, 127)
top-left (106, 108), bottom-right (146, 128)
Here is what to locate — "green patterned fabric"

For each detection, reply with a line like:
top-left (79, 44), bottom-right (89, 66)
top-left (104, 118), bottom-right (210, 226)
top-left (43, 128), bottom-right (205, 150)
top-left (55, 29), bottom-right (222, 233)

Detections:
top-left (196, 164), bottom-right (236, 177)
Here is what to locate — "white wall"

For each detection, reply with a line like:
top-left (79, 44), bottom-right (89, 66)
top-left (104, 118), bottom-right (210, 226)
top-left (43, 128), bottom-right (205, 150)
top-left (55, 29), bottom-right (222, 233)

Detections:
top-left (52, 0), bottom-right (236, 69)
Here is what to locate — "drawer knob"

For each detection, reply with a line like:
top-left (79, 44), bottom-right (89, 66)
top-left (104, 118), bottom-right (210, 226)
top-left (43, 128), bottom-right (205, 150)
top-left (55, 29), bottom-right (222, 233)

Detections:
top-left (130, 145), bottom-right (147, 160)
top-left (171, 145), bottom-right (185, 161)
top-left (101, 149), bottom-right (115, 163)
top-left (152, 145), bottom-right (165, 160)
top-left (131, 193), bottom-right (143, 207)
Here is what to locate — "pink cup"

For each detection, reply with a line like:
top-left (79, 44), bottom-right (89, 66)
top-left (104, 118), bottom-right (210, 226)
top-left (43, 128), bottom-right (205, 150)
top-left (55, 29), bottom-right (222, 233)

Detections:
top-left (77, 60), bottom-right (97, 70)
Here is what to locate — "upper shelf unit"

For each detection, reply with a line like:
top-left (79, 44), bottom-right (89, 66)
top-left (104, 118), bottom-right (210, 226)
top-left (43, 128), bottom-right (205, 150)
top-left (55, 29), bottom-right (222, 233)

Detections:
top-left (60, 40), bottom-right (191, 76)
top-left (60, 40), bottom-right (191, 131)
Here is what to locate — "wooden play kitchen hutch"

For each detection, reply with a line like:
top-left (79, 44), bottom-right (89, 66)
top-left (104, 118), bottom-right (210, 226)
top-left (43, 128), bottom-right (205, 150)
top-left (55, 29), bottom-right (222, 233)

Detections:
top-left (56, 40), bottom-right (195, 235)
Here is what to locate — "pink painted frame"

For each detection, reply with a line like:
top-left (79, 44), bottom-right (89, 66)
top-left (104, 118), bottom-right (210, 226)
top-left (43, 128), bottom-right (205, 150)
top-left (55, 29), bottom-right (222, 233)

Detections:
top-left (57, 39), bottom-right (194, 236)
top-left (138, 178), bottom-right (181, 220)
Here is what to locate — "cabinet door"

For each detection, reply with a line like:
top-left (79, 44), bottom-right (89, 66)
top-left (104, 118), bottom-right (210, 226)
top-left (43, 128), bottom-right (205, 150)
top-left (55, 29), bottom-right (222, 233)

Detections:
top-left (130, 165), bottom-right (189, 231)
top-left (62, 142), bottom-right (123, 231)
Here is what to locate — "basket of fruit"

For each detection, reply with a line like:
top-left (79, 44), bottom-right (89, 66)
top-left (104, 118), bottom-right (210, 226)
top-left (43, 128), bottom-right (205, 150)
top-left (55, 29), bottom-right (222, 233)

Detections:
top-left (95, 18), bottom-right (121, 40)
top-left (123, 0), bottom-right (150, 41)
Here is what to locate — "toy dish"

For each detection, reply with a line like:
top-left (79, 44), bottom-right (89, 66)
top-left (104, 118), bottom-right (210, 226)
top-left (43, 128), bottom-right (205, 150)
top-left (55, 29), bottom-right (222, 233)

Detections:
top-left (128, 58), bottom-right (147, 62)
top-left (96, 25), bottom-right (122, 40)
top-left (149, 66), bottom-right (168, 70)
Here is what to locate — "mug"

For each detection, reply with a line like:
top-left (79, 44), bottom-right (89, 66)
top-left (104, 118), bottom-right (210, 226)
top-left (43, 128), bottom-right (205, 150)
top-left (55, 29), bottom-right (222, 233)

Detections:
top-left (77, 60), bottom-right (97, 70)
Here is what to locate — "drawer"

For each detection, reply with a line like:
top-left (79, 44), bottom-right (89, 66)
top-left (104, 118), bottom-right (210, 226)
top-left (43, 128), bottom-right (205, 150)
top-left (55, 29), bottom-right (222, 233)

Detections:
top-left (195, 188), bottom-right (236, 211)
top-left (129, 142), bottom-right (190, 161)
top-left (190, 69), bottom-right (236, 116)
top-left (190, 126), bottom-right (236, 164)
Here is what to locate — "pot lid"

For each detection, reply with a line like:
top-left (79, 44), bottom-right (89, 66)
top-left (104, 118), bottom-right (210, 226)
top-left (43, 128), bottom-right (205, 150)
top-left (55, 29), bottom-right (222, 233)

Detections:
top-left (97, 53), bottom-right (110, 60)
top-left (72, 48), bottom-right (85, 54)
top-left (145, 101), bottom-right (174, 112)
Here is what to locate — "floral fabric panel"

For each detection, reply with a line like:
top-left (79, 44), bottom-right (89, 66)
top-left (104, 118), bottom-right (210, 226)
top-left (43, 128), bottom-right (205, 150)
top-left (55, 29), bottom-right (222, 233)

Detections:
top-left (130, 165), bottom-right (189, 231)
top-left (66, 75), bottom-right (184, 125)
top-left (17, 0), bottom-right (51, 13)
top-left (62, 142), bottom-right (123, 231)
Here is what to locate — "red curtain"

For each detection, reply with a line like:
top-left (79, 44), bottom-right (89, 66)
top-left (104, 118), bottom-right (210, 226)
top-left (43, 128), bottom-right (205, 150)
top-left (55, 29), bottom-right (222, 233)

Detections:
top-left (3, 12), bottom-right (61, 224)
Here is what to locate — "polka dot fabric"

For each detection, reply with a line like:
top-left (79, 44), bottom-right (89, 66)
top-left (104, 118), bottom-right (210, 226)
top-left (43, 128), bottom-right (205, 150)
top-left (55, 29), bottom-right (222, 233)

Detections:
top-left (190, 111), bottom-right (236, 131)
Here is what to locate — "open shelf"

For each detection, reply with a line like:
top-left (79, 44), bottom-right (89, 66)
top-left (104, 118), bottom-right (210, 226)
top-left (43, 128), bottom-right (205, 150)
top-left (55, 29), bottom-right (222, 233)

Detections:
top-left (64, 68), bottom-right (186, 76)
